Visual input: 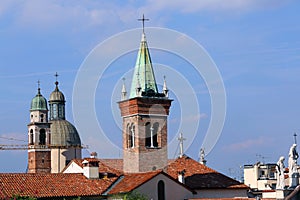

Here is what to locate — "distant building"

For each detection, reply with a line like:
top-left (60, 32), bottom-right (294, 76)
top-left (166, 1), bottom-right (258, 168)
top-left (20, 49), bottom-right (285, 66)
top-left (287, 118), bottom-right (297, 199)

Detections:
top-left (244, 162), bottom-right (277, 191)
top-left (28, 79), bottom-right (82, 173)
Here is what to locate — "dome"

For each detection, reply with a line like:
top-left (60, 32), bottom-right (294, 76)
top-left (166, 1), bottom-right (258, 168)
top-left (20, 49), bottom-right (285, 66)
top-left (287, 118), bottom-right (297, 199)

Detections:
top-left (49, 81), bottom-right (65, 102)
top-left (30, 89), bottom-right (48, 111)
top-left (50, 120), bottom-right (81, 146)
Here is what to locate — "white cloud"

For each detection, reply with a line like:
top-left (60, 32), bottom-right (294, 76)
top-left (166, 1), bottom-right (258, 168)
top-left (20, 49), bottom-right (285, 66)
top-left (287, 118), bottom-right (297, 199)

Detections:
top-left (1, 0), bottom-right (289, 32)
top-left (1, 0), bottom-right (131, 32)
top-left (224, 136), bottom-right (266, 152)
top-left (0, 0), bottom-right (16, 16)
top-left (144, 0), bottom-right (286, 13)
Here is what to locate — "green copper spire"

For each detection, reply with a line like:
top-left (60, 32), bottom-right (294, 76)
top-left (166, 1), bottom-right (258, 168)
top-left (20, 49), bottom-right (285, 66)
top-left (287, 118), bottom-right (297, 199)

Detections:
top-left (129, 32), bottom-right (159, 98)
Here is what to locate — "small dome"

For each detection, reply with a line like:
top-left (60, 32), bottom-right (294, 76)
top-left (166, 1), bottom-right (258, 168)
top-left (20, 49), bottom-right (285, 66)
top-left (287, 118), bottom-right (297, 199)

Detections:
top-left (49, 81), bottom-right (65, 102)
top-left (30, 89), bottom-right (48, 111)
top-left (50, 120), bottom-right (81, 146)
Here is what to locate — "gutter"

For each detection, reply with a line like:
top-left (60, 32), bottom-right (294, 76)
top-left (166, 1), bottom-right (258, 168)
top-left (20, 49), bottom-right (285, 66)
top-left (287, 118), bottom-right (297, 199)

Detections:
top-left (102, 175), bottom-right (124, 196)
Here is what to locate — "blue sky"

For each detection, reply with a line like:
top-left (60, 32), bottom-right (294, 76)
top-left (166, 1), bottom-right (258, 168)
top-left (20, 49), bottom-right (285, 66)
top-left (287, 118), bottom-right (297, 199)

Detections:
top-left (0, 0), bottom-right (300, 179)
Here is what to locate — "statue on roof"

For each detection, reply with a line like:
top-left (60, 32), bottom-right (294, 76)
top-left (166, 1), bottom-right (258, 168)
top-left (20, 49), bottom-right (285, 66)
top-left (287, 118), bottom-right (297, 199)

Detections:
top-left (276, 156), bottom-right (285, 190)
top-left (199, 148), bottom-right (207, 165)
top-left (288, 144), bottom-right (299, 175)
top-left (288, 143), bottom-right (299, 187)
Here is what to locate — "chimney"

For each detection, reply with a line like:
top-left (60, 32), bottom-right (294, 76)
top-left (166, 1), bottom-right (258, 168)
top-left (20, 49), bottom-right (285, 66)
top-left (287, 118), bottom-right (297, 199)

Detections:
top-left (178, 170), bottom-right (185, 184)
top-left (82, 159), bottom-right (99, 179)
top-left (90, 152), bottom-right (98, 158)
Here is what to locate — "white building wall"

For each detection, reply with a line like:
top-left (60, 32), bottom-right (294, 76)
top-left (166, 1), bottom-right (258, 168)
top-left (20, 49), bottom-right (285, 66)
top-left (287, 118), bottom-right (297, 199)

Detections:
top-left (193, 189), bottom-right (248, 198)
top-left (244, 165), bottom-right (258, 188)
top-left (63, 162), bottom-right (82, 173)
top-left (134, 174), bottom-right (193, 200)
top-left (51, 148), bottom-right (82, 173)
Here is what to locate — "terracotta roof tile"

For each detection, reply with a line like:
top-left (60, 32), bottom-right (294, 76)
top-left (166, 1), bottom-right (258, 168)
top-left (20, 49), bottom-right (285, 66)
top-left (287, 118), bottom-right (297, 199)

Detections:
top-left (100, 159), bottom-right (123, 171)
top-left (0, 173), bottom-right (117, 198)
top-left (108, 170), bottom-right (162, 194)
top-left (166, 155), bottom-right (249, 190)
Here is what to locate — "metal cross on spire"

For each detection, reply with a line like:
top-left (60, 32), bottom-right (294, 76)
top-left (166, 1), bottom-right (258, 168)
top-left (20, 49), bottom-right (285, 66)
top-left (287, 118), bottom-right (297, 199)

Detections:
top-left (138, 14), bottom-right (149, 33)
top-left (54, 72), bottom-right (59, 81)
top-left (37, 80), bottom-right (41, 94)
top-left (294, 132), bottom-right (297, 144)
top-left (54, 72), bottom-right (59, 87)
top-left (178, 132), bottom-right (186, 158)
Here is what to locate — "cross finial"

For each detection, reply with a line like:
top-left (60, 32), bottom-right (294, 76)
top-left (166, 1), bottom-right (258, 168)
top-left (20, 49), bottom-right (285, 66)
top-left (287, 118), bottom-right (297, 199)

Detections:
top-left (138, 14), bottom-right (149, 33)
top-left (294, 133), bottom-right (297, 144)
top-left (55, 72), bottom-right (59, 81)
top-left (37, 80), bottom-right (41, 94)
top-left (54, 72), bottom-right (59, 87)
top-left (178, 132), bottom-right (186, 158)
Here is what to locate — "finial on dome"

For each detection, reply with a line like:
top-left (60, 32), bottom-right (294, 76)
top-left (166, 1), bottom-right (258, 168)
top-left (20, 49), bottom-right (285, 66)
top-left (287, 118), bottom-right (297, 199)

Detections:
top-left (54, 72), bottom-right (59, 91)
top-left (37, 80), bottom-right (41, 95)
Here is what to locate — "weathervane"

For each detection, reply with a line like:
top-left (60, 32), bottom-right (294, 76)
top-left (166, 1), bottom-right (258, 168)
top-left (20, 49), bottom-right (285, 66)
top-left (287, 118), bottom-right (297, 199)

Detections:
top-left (138, 14), bottom-right (149, 33)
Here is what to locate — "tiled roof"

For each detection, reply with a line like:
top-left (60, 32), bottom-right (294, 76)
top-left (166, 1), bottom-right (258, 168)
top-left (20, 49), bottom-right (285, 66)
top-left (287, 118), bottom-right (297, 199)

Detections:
top-left (98, 160), bottom-right (122, 176)
top-left (166, 155), bottom-right (249, 190)
top-left (108, 170), bottom-right (162, 194)
top-left (100, 159), bottom-right (123, 171)
top-left (0, 173), bottom-right (117, 199)
top-left (63, 158), bottom-right (122, 176)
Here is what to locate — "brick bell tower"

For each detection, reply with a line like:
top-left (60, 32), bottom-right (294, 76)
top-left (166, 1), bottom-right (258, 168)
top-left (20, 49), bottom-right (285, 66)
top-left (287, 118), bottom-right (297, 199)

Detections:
top-left (119, 25), bottom-right (172, 173)
top-left (27, 83), bottom-right (51, 173)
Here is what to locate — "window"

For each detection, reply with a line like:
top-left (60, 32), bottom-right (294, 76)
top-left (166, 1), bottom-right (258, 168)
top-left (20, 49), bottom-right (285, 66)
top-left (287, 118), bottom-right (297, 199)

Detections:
top-left (29, 129), bottom-right (34, 145)
top-left (52, 104), bottom-right (57, 119)
top-left (145, 122), bottom-right (151, 147)
top-left (145, 122), bottom-right (159, 148)
top-left (128, 124), bottom-right (135, 148)
top-left (39, 129), bottom-right (46, 145)
top-left (157, 180), bottom-right (165, 200)
top-left (152, 122), bottom-right (159, 147)
top-left (40, 114), bottom-right (44, 122)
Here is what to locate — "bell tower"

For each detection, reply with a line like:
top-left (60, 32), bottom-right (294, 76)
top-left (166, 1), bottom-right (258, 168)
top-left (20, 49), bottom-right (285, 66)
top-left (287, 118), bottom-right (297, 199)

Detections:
top-left (119, 21), bottom-right (172, 173)
top-left (27, 82), bottom-right (51, 173)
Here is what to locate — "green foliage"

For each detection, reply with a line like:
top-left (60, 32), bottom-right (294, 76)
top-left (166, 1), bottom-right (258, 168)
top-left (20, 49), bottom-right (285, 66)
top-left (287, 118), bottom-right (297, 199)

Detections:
top-left (123, 191), bottom-right (148, 200)
top-left (10, 194), bottom-right (37, 200)
top-left (111, 191), bottom-right (148, 200)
